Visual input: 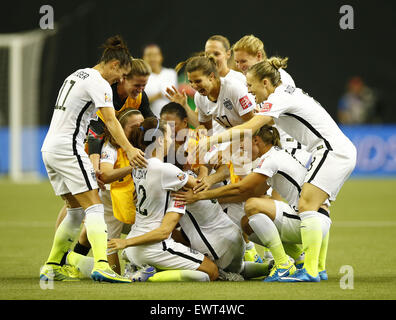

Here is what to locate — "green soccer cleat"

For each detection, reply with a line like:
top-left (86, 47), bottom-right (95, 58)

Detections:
top-left (244, 247), bottom-right (263, 263)
top-left (63, 264), bottom-right (84, 279)
top-left (264, 257), bottom-right (296, 282)
top-left (91, 263), bottom-right (132, 283)
top-left (40, 264), bottom-right (80, 281)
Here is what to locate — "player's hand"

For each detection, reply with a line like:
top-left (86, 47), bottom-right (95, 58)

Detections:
top-left (127, 147), bottom-right (147, 168)
top-left (165, 85), bottom-right (188, 107)
top-left (107, 238), bottom-right (128, 251)
top-left (172, 188), bottom-right (197, 204)
top-left (193, 175), bottom-right (214, 193)
top-left (95, 170), bottom-right (106, 191)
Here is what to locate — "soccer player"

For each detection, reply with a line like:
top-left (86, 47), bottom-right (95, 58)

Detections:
top-left (200, 57), bottom-right (357, 281)
top-left (108, 117), bottom-right (219, 282)
top-left (40, 35), bottom-right (146, 283)
top-left (176, 171), bottom-right (272, 281)
top-left (173, 125), bottom-right (331, 281)
top-left (88, 57), bottom-right (154, 167)
top-left (173, 54), bottom-right (255, 133)
top-left (98, 109), bottom-right (144, 274)
top-left (205, 35), bottom-right (246, 84)
top-left (232, 34), bottom-right (311, 167)
top-left (159, 100), bottom-right (264, 263)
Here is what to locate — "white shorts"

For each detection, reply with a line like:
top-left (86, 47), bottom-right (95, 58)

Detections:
top-left (305, 147), bottom-right (356, 201)
top-left (124, 237), bottom-right (204, 271)
top-left (101, 190), bottom-right (131, 254)
top-left (42, 151), bottom-right (98, 196)
top-left (223, 202), bottom-right (245, 229)
top-left (273, 200), bottom-right (331, 244)
top-left (215, 232), bottom-right (245, 274)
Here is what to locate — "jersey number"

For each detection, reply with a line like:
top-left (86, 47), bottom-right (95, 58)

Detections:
top-left (215, 115), bottom-right (232, 128)
top-left (137, 185), bottom-right (148, 216)
top-left (54, 79), bottom-right (76, 111)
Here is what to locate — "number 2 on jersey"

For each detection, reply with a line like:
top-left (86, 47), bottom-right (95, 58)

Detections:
top-left (54, 79), bottom-right (76, 111)
top-left (137, 185), bottom-right (148, 216)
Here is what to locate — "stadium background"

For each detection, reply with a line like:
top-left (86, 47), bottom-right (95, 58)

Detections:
top-left (1, 0), bottom-right (396, 178)
top-left (0, 0), bottom-right (396, 302)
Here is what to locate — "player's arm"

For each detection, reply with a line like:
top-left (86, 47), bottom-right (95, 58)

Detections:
top-left (207, 114), bottom-right (273, 148)
top-left (139, 91), bottom-right (155, 118)
top-left (165, 86), bottom-right (200, 128)
top-left (173, 172), bottom-right (268, 204)
top-left (193, 164), bottom-right (230, 193)
top-left (99, 106), bottom-right (147, 168)
top-left (108, 212), bottom-right (182, 250)
top-left (241, 110), bottom-right (255, 122)
top-left (99, 162), bottom-right (132, 184)
top-left (218, 177), bottom-right (270, 203)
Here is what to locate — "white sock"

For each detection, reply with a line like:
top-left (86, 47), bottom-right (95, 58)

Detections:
top-left (66, 251), bottom-right (94, 278)
top-left (248, 214), bottom-right (282, 248)
top-left (46, 207), bottom-right (84, 264)
top-left (245, 241), bottom-right (255, 251)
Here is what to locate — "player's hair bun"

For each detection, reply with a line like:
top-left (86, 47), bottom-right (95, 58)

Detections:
top-left (101, 35), bottom-right (128, 50)
top-left (99, 35), bottom-right (132, 67)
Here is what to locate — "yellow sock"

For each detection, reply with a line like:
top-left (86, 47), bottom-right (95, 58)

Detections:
top-left (46, 208), bottom-right (83, 265)
top-left (300, 211), bottom-right (323, 277)
top-left (318, 232), bottom-right (329, 272)
top-left (84, 204), bottom-right (108, 266)
top-left (148, 270), bottom-right (209, 282)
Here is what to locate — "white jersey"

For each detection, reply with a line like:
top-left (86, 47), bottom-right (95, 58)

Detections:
top-left (130, 158), bottom-right (189, 237)
top-left (211, 69), bottom-right (246, 134)
top-left (179, 195), bottom-right (241, 261)
top-left (41, 68), bottom-right (113, 156)
top-left (257, 83), bottom-right (355, 155)
top-left (279, 68), bottom-right (295, 87)
top-left (253, 146), bottom-right (307, 211)
top-left (225, 69), bottom-right (246, 84)
top-left (195, 77), bottom-right (254, 131)
top-left (144, 67), bottom-right (178, 117)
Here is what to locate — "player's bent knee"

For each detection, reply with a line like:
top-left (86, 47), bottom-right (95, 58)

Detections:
top-left (241, 215), bottom-right (253, 235)
top-left (244, 197), bottom-right (262, 216)
top-left (198, 256), bottom-right (219, 281)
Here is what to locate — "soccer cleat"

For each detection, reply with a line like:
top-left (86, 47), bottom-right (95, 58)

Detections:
top-left (264, 258), bottom-right (296, 282)
top-left (278, 267), bottom-right (321, 283)
top-left (39, 264), bottom-right (80, 281)
top-left (319, 270), bottom-right (328, 281)
top-left (218, 269), bottom-right (244, 282)
top-left (128, 265), bottom-right (156, 282)
top-left (63, 264), bottom-right (84, 279)
top-left (91, 262), bottom-right (131, 283)
top-left (295, 252), bottom-right (305, 269)
top-left (244, 247), bottom-right (263, 263)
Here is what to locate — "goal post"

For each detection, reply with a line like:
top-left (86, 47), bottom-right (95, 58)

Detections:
top-left (0, 28), bottom-right (56, 182)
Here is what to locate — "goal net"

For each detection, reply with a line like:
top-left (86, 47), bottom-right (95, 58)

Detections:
top-left (0, 29), bottom-right (54, 182)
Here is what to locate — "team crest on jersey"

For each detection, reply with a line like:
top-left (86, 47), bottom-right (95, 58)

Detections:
top-left (177, 172), bottom-right (186, 181)
top-left (223, 98), bottom-right (233, 110)
top-left (239, 95), bottom-right (253, 110)
top-left (259, 102), bottom-right (272, 112)
top-left (104, 93), bottom-right (112, 103)
top-left (101, 150), bottom-right (110, 160)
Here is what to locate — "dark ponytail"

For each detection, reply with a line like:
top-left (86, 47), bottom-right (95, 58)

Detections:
top-left (254, 125), bottom-right (282, 148)
top-left (175, 53), bottom-right (219, 78)
top-left (129, 117), bottom-right (167, 151)
top-left (100, 35), bottom-right (132, 68)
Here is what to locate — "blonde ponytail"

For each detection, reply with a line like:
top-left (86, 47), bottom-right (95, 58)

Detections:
top-left (248, 55), bottom-right (289, 86)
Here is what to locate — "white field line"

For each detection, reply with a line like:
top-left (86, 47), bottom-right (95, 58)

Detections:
top-left (0, 220), bottom-right (395, 228)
